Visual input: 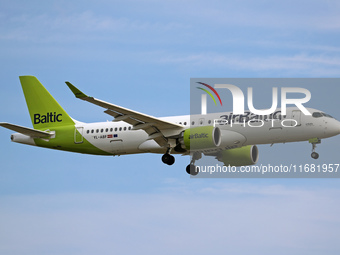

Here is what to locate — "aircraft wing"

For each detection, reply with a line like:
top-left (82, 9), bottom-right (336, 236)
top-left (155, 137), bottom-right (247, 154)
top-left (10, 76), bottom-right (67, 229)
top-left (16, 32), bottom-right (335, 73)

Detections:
top-left (0, 122), bottom-right (52, 138)
top-left (66, 82), bottom-right (184, 147)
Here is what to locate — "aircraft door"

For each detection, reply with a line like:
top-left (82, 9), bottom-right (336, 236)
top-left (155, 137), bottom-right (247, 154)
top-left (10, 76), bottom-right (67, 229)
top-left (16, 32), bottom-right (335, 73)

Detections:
top-left (291, 110), bottom-right (301, 126)
top-left (74, 127), bottom-right (84, 144)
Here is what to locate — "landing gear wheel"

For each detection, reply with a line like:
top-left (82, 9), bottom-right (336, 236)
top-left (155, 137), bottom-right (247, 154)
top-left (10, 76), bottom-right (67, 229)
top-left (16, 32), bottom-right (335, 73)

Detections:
top-left (186, 164), bottom-right (199, 176)
top-left (311, 152), bottom-right (319, 159)
top-left (162, 153), bottom-right (175, 165)
top-left (309, 138), bottom-right (321, 160)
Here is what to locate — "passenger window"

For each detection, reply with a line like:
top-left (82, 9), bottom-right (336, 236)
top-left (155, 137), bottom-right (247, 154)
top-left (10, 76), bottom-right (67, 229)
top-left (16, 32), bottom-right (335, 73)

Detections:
top-left (184, 122), bottom-right (187, 125)
top-left (115, 127), bottom-right (117, 131)
top-left (96, 129), bottom-right (99, 133)
top-left (191, 121), bottom-right (195, 125)
top-left (124, 127), bottom-right (127, 131)
top-left (128, 127), bottom-right (131, 130)
top-left (110, 128), bottom-right (113, 132)
top-left (105, 128), bottom-right (108, 132)
top-left (91, 130), bottom-right (94, 133)
top-left (86, 130), bottom-right (89, 134)
top-left (119, 127), bottom-right (122, 131)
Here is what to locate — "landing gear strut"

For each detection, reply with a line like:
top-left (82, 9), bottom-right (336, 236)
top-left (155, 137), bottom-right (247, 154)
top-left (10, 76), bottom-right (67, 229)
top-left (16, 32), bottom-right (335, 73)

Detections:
top-left (309, 138), bottom-right (321, 159)
top-left (186, 152), bottom-right (201, 176)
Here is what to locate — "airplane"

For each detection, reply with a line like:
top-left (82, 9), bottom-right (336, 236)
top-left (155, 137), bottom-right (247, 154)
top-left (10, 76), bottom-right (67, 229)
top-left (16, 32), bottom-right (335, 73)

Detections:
top-left (1, 76), bottom-right (340, 175)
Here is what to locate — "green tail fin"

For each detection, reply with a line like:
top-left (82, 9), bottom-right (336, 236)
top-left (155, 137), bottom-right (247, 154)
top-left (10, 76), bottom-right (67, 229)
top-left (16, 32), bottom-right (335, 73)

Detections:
top-left (19, 76), bottom-right (75, 129)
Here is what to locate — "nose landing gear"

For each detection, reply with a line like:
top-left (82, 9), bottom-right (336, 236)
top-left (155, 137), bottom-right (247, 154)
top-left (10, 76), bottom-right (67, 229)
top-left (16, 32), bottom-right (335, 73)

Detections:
top-left (309, 138), bottom-right (321, 159)
top-left (311, 151), bottom-right (319, 159)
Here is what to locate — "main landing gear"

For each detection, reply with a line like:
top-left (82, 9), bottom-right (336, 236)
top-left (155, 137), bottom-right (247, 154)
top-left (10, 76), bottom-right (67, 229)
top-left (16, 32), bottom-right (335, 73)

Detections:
top-left (309, 138), bottom-right (321, 159)
top-left (161, 148), bottom-right (175, 165)
top-left (161, 146), bottom-right (201, 176)
top-left (161, 153), bottom-right (175, 165)
top-left (185, 152), bottom-right (201, 176)
top-left (186, 164), bottom-right (199, 176)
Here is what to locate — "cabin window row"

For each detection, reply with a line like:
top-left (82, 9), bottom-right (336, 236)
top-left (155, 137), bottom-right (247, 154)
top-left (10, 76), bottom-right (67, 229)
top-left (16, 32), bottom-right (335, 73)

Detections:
top-left (179, 120), bottom-right (212, 125)
top-left (86, 126), bottom-right (132, 134)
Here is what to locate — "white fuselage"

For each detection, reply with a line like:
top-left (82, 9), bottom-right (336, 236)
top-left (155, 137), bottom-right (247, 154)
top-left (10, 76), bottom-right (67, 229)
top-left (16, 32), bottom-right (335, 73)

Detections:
top-left (70, 107), bottom-right (340, 156)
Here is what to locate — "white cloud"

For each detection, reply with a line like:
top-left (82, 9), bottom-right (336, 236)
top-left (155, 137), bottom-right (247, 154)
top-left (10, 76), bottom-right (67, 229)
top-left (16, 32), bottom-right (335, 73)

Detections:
top-left (0, 10), bottom-right (189, 43)
top-left (1, 3), bottom-right (340, 78)
top-left (150, 0), bottom-right (340, 31)
top-left (1, 0), bottom-right (340, 45)
top-left (159, 52), bottom-right (340, 76)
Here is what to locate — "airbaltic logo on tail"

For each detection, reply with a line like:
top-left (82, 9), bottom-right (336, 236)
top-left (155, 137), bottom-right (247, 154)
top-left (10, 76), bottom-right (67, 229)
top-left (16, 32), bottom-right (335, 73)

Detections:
top-left (34, 112), bottom-right (62, 124)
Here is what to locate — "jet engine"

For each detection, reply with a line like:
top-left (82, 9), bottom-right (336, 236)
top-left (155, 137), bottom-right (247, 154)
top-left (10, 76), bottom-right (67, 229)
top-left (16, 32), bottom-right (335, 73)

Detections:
top-left (180, 126), bottom-right (221, 151)
top-left (216, 145), bottom-right (259, 166)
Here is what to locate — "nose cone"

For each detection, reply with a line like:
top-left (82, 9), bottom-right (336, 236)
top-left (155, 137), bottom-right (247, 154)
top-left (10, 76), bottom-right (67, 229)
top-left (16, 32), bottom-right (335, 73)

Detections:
top-left (326, 120), bottom-right (340, 137)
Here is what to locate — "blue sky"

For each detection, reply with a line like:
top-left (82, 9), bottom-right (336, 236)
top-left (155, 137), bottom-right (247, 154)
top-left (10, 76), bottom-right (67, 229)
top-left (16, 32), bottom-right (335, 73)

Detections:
top-left (1, 0), bottom-right (340, 254)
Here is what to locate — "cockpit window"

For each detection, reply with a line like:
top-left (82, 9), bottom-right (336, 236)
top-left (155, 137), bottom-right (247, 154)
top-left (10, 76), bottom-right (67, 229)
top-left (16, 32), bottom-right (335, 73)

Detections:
top-left (322, 113), bottom-right (334, 118)
top-left (312, 112), bottom-right (335, 119)
top-left (312, 112), bottom-right (323, 118)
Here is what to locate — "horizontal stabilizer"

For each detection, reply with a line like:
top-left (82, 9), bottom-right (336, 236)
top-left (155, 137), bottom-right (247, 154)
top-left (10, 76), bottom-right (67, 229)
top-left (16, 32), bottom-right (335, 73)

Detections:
top-left (0, 122), bottom-right (52, 138)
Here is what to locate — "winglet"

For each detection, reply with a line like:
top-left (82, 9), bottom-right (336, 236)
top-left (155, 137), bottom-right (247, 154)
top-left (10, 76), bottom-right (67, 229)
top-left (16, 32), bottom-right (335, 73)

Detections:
top-left (65, 82), bottom-right (88, 99)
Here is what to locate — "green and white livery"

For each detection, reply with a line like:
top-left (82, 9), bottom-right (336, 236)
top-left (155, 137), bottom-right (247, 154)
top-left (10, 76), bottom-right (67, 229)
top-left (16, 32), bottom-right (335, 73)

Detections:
top-left (1, 76), bottom-right (340, 175)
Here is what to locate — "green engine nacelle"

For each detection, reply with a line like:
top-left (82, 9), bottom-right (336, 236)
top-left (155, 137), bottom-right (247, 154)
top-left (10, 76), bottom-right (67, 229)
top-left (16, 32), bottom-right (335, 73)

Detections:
top-left (217, 145), bottom-right (259, 166)
top-left (182, 126), bottom-right (221, 150)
